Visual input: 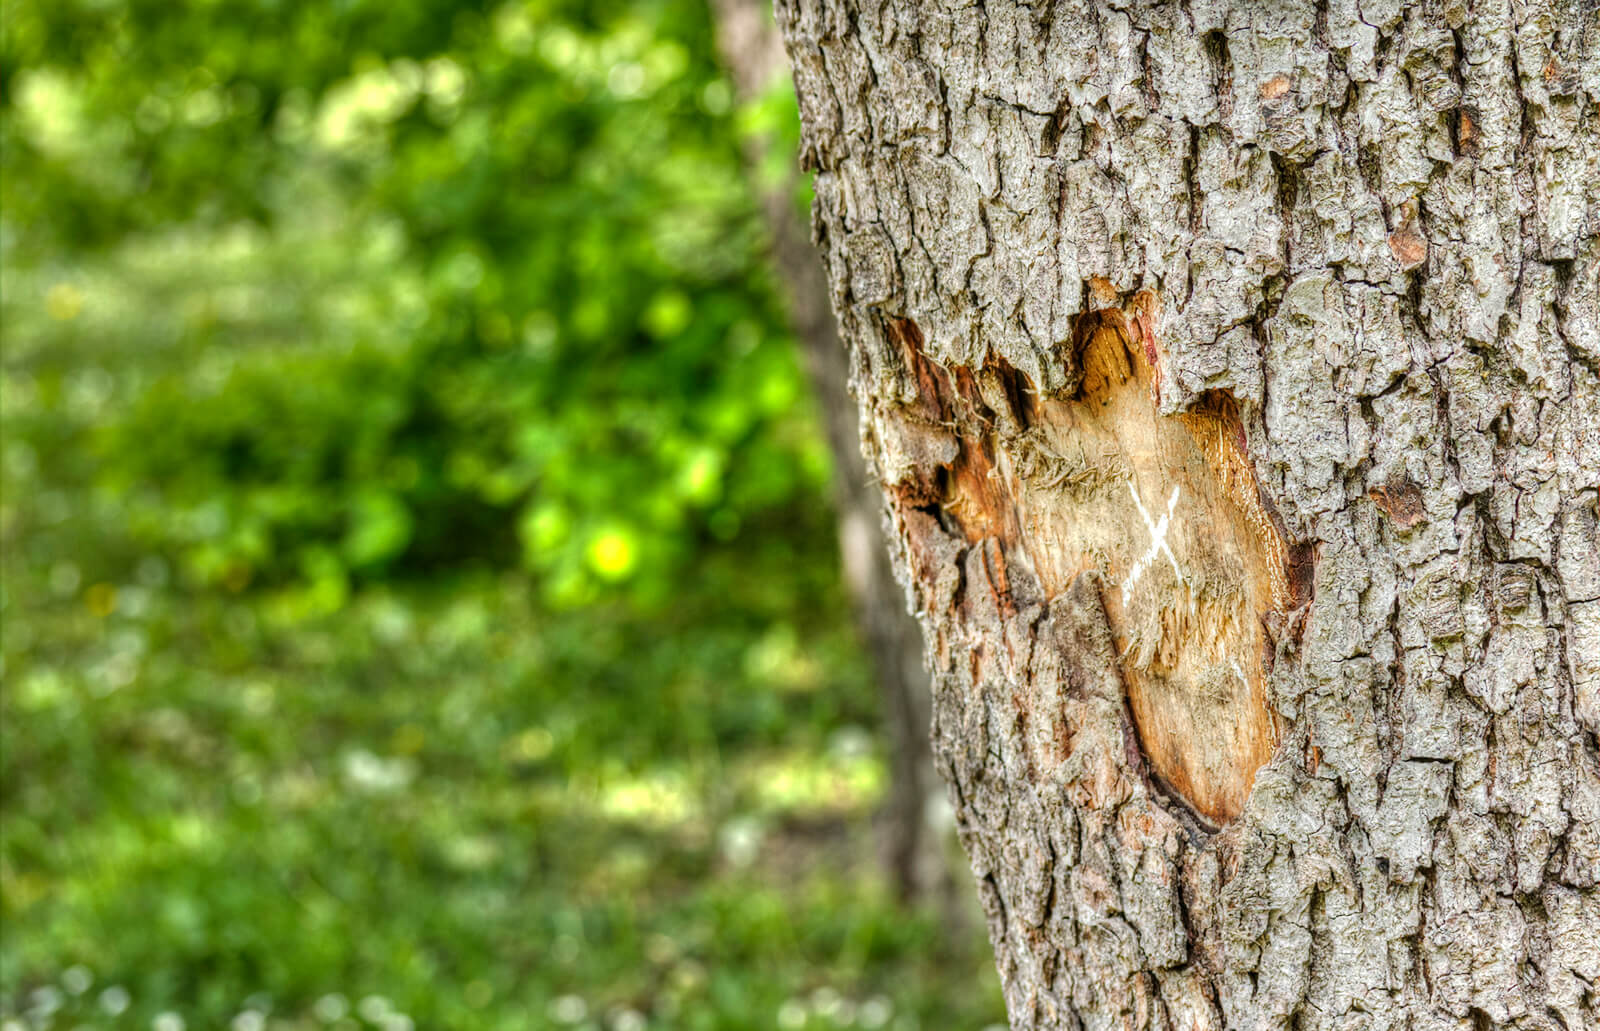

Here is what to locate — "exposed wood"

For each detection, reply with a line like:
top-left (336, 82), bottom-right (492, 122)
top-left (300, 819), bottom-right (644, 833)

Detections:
top-left (879, 287), bottom-right (1297, 824)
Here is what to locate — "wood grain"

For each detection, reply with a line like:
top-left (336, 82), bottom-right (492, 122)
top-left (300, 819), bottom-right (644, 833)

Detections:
top-left (883, 294), bottom-right (1295, 824)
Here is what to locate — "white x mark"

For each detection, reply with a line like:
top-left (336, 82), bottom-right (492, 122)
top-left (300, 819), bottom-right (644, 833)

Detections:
top-left (1124, 481), bottom-right (1184, 593)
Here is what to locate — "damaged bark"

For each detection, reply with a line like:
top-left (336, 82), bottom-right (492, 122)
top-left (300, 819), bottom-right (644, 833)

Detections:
top-left (774, 0), bottom-right (1600, 1027)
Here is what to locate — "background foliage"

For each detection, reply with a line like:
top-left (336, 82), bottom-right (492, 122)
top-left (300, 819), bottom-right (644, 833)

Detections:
top-left (0, 0), bottom-right (1002, 1027)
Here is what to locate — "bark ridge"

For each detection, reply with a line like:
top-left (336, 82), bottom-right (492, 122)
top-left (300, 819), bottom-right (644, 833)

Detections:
top-left (775, 0), bottom-right (1600, 1027)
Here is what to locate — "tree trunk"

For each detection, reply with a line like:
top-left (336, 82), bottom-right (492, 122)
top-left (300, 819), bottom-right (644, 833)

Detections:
top-left (773, 0), bottom-right (1599, 1027)
top-left (709, 0), bottom-right (948, 902)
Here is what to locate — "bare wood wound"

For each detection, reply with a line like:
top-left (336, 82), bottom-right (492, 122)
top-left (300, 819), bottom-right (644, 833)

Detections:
top-left (883, 294), bottom-right (1298, 824)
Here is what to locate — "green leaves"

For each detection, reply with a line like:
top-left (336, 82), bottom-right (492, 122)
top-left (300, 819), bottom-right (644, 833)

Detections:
top-left (343, 490), bottom-right (415, 569)
top-left (2, 0), bottom-right (827, 609)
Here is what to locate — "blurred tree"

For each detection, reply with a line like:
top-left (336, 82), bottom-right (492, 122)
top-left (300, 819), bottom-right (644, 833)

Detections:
top-left (776, 0), bottom-right (1600, 1027)
top-left (705, 0), bottom-right (947, 905)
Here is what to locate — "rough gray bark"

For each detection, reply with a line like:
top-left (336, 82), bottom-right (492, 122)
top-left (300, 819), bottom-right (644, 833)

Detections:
top-left (773, 1), bottom-right (1600, 1028)
top-left (709, 0), bottom-right (945, 901)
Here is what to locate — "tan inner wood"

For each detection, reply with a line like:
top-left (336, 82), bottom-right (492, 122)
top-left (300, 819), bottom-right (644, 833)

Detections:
top-left (1020, 317), bottom-right (1282, 823)
top-left (887, 301), bottom-right (1290, 824)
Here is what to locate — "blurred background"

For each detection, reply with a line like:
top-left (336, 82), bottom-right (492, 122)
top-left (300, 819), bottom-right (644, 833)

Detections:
top-left (0, 0), bottom-right (1004, 1028)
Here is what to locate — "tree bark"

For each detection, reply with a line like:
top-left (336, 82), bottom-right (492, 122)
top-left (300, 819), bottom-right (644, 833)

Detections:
top-left (709, 0), bottom-right (946, 901)
top-left (773, 1), bottom-right (1600, 1028)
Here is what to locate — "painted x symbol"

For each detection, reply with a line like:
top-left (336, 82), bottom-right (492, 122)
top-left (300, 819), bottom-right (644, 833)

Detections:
top-left (1124, 482), bottom-right (1184, 593)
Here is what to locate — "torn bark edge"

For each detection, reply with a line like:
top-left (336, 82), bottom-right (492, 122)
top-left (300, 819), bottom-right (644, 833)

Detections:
top-left (882, 293), bottom-right (1319, 829)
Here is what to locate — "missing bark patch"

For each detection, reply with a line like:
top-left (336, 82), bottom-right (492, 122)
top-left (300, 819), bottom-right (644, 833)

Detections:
top-left (881, 296), bottom-right (1302, 825)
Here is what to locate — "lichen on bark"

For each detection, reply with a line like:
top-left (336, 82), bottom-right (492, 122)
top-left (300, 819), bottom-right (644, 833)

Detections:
top-left (775, 0), bottom-right (1600, 1027)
